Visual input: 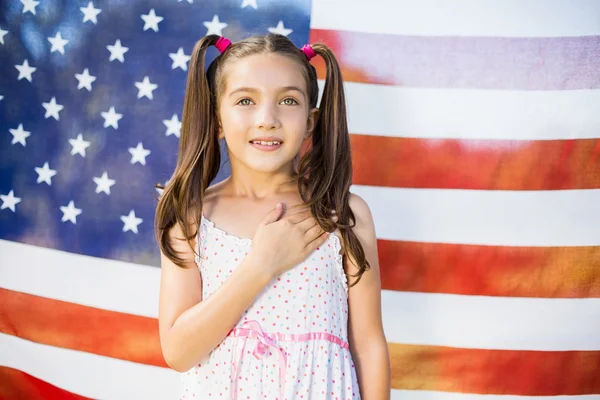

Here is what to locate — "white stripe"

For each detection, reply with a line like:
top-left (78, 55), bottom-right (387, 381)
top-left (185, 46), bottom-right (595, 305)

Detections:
top-left (333, 82), bottom-right (600, 140)
top-left (351, 186), bottom-right (600, 246)
top-left (0, 240), bottom-right (159, 318)
top-left (0, 333), bottom-right (179, 400)
top-left (3, 335), bottom-right (598, 400)
top-left (2, 240), bottom-right (599, 351)
top-left (311, 0), bottom-right (600, 37)
top-left (382, 291), bottom-right (600, 351)
top-left (391, 390), bottom-right (600, 400)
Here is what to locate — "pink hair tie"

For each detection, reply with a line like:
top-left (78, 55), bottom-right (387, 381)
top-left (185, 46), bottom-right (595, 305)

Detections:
top-left (215, 36), bottom-right (231, 53)
top-left (301, 44), bottom-right (316, 61)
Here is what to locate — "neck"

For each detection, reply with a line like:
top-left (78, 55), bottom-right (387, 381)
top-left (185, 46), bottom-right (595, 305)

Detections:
top-left (226, 164), bottom-right (298, 200)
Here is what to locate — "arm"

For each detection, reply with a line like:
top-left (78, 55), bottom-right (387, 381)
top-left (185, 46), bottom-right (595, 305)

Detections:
top-left (346, 193), bottom-right (391, 399)
top-left (158, 221), bottom-right (272, 372)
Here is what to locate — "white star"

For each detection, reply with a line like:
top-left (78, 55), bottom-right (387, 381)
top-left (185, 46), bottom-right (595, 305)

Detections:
top-left (121, 210), bottom-right (143, 234)
top-left (80, 2), bottom-right (102, 24)
top-left (0, 27), bottom-right (8, 45)
top-left (35, 162), bottom-right (57, 186)
top-left (75, 68), bottom-right (96, 91)
top-left (107, 39), bottom-right (129, 63)
top-left (93, 171), bottom-right (116, 195)
top-left (203, 15), bottom-right (227, 36)
top-left (69, 133), bottom-right (91, 157)
top-left (101, 106), bottom-right (123, 129)
top-left (177, 0), bottom-right (193, 3)
top-left (163, 114), bottom-right (182, 138)
top-left (60, 200), bottom-right (82, 224)
top-left (21, 0), bottom-right (40, 15)
top-left (0, 95), bottom-right (3, 101)
top-left (15, 59), bottom-right (36, 82)
top-left (9, 124), bottom-right (31, 146)
top-left (42, 97), bottom-right (64, 120)
top-left (129, 142), bottom-right (151, 165)
top-left (135, 76), bottom-right (158, 100)
top-left (1, 190), bottom-right (21, 212)
top-left (241, 0), bottom-right (258, 9)
top-left (268, 20), bottom-right (293, 37)
top-left (169, 47), bottom-right (191, 71)
top-left (48, 32), bottom-right (69, 54)
top-left (141, 9), bottom-right (163, 32)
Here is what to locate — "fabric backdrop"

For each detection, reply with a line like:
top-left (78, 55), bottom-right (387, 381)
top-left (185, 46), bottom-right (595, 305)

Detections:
top-left (1, 0), bottom-right (599, 398)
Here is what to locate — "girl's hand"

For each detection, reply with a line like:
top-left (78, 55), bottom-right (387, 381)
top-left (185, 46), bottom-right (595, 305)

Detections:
top-left (249, 203), bottom-right (329, 278)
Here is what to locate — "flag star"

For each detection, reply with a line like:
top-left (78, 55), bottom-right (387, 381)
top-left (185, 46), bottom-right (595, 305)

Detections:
top-left (129, 142), bottom-right (151, 165)
top-left (169, 47), bottom-right (191, 71)
top-left (268, 20), bottom-right (293, 37)
top-left (178, 0), bottom-right (193, 3)
top-left (121, 210), bottom-right (143, 234)
top-left (163, 114), bottom-right (182, 138)
top-left (141, 9), bottom-right (163, 32)
top-left (107, 39), bottom-right (129, 63)
top-left (35, 162), bottom-right (57, 186)
top-left (42, 97), bottom-right (64, 120)
top-left (101, 106), bottom-right (123, 129)
top-left (9, 124), bottom-right (31, 146)
top-left (0, 95), bottom-right (3, 101)
top-left (15, 59), bottom-right (36, 82)
top-left (69, 133), bottom-right (91, 157)
top-left (0, 27), bottom-right (8, 45)
top-left (75, 68), bottom-right (96, 91)
top-left (93, 171), bottom-right (116, 195)
top-left (241, 0), bottom-right (258, 9)
top-left (203, 15), bottom-right (227, 36)
top-left (21, 0), bottom-right (40, 15)
top-left (48, 32), bottom-right (69, 54)
top-left (80, 2), bottom-right (102, 24)
top-left (60, 200), bottom-right (82, 224)
top-left (1, 190), bottom-right (21, 212)
top-left (135, 76), bottom-right (158, 100)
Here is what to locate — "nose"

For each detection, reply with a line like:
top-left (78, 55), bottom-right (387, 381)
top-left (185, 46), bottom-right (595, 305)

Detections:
top-left (255, 104), bottom-right (280, 130)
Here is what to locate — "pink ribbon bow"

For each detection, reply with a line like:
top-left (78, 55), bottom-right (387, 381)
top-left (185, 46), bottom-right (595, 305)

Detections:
top-left (230, 320), bottom-right (287, 399)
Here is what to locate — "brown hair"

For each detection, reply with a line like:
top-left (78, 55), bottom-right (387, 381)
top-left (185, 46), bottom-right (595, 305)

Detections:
top-left (154, 34), bottom-right (370, 287)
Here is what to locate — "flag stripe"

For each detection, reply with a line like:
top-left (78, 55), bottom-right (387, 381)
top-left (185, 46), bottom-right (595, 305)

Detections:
top-left (388, 343), bottom-right (600, 394)
top-left (3, 242), bottom-right (599, 351)
top-left (310, 29), bottom-right (600, 90)
top-left (0, 333), bottom-right (177, 400)
top-left (377, 241), bottom-right (600, 298)
top-left (0, 367), bottom-right (91, 400)
top-left (352, 186), bottom-right (600, 246)
top-left (310, 0), bottom-right (600, 37)
top-left (329, 81), bottom-right (600, 140)
top-left (349, 135), bottom-right (600, 190)
top-left (0, 288), bottom-right (165, 367)
top-left (3, 309), bottom-right (599, 396)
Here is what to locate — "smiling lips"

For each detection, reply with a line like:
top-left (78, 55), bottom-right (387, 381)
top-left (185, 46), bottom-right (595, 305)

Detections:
top-left (249, 137), bottom-right (283, 151)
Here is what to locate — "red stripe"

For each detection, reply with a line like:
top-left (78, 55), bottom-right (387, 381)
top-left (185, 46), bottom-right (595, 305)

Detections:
top-left (350, 134), bottom-right (600, 190)
top-left (309, 29), bottom-right (600, 90)
top-left (0, 366), bottom-right (91, 400)
top-left (378, 240), bottom-right (600, 298)
top-left (389, 343), bottom-right (600, 394)
top-left (0, 288), bottom-right (166, 368)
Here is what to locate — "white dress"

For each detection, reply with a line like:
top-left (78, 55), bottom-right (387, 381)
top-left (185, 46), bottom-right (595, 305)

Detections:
top-left (179, 214), bottom-right (361, 399)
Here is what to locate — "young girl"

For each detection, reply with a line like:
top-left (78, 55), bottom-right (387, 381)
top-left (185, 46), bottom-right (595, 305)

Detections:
top-left (155, 33), bottom-right (390, 399)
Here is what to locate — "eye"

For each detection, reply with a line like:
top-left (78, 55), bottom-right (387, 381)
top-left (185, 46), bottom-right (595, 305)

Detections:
top-left (237, 98), bottom-right (254, 106)
top-left (281, 98), bottom-right (299, 106)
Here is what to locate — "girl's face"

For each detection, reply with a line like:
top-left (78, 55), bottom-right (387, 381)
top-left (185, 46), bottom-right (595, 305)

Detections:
top-left (218, 53), bottom-right (318, 175)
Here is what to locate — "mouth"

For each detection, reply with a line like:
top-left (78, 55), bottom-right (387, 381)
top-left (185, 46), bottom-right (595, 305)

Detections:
top-left (248, 138), bottom-right (283, 152)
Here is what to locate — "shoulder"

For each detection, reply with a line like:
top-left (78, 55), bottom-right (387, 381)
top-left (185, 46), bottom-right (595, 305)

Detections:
top-left (348, 192), bottom-right (376, 236)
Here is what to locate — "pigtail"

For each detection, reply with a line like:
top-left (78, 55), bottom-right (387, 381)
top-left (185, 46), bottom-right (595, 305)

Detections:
top-left (297, 43), bottom-right (371, 287)
top-left (154, 35), bottom-right (222, 267)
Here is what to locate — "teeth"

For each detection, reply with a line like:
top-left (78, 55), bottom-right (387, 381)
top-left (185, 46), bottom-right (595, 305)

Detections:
top-left (252, 141), bottom-right (281, 145)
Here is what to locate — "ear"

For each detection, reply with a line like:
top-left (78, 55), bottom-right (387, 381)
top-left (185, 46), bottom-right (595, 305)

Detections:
top-left (305, 107), bottom-right (319, 139)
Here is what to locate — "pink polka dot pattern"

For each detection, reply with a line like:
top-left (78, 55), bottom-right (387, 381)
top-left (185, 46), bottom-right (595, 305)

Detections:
top-left (180, 215), bottom-right (360, 399)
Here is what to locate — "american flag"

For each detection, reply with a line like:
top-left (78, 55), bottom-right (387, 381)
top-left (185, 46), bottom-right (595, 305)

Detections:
top-left (1, 0), bottom-right (599, 398)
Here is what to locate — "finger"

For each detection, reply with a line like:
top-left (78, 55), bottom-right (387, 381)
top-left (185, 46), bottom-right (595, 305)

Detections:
top-left (305, 231), bottom-right (329, 251)
top-left (304, 222), bottom-right (325, 242)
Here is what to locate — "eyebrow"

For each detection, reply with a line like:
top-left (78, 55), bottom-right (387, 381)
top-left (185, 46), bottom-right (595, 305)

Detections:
top-left (228, 86), bottom-right (306, 99)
